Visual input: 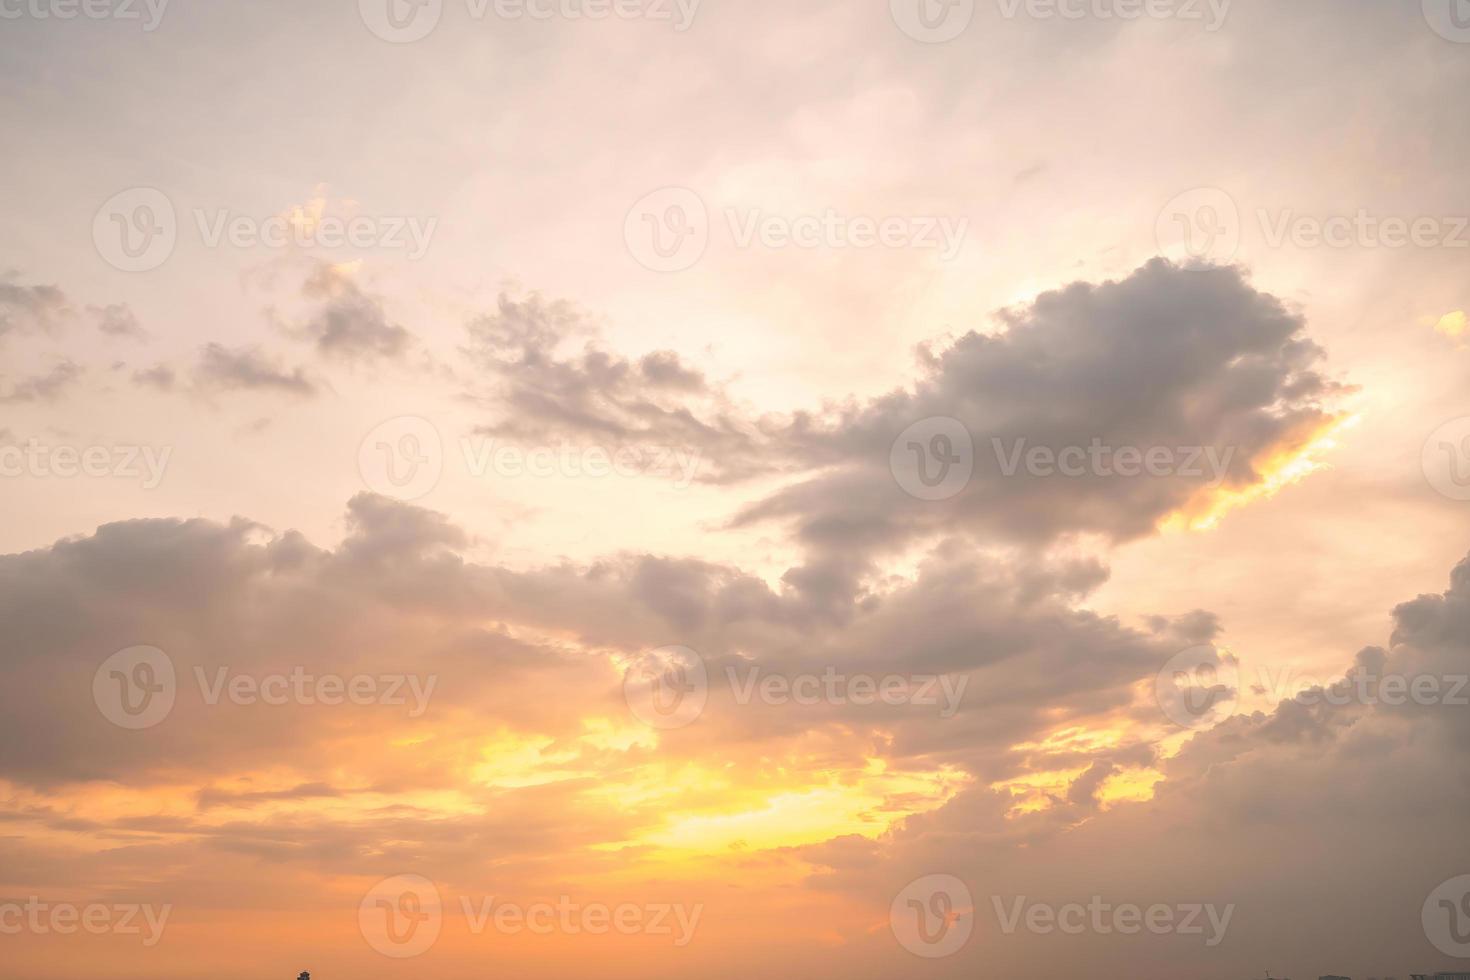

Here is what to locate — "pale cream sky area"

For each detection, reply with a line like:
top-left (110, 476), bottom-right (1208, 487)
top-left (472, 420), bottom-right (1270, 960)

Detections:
top-left (2, 2), bottom-right (1469, 978)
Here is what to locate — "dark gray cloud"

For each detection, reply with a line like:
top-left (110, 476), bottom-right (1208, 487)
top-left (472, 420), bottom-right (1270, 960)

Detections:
top-left (465, 262), bottom-right (1348, 591)
top-left (194, 343), bottom-right (318, 397)
top-left (0, 274), bottom-right (69, 339)
top-left (806, 552), bottom-right (1470, 979)
top-left (286, 262), bottom-right (413, 362)
top-left (732, 260), bottom-right (1348, 562)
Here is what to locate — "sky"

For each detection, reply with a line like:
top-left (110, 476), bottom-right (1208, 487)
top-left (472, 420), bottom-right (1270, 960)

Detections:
top-left (1, 0), bottom-right (1469, 977)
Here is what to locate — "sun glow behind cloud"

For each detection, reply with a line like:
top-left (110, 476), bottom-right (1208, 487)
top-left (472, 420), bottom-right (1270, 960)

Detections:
top-left (1163, 413), bottom-right (1362, 532)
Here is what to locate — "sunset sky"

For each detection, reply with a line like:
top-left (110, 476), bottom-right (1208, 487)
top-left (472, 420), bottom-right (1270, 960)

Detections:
top-left (2, 1), bottom-right (1470, 977)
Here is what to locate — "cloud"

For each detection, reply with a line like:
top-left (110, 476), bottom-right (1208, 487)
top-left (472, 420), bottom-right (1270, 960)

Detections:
top-left (287, 261), bottom-right (413, 361)
top-left (89, 303), bottom-right (147, 341)
top-left (0, 361), bottom-right (83, 403)
top-left (194, 343), bottom-right (318, 397)
top-left (0, 274), bottom-right (70, 339)
top-left (132, 363), bottom-right (176, 391)
top-left (1434, 309), bottom-right (1467, 347)
top-left (813, 552), bottom-right (1470, 979)
top-left (464, 293), bottom-right (776, 481)
top-left (730, 260), bottom-right (1349, 568)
